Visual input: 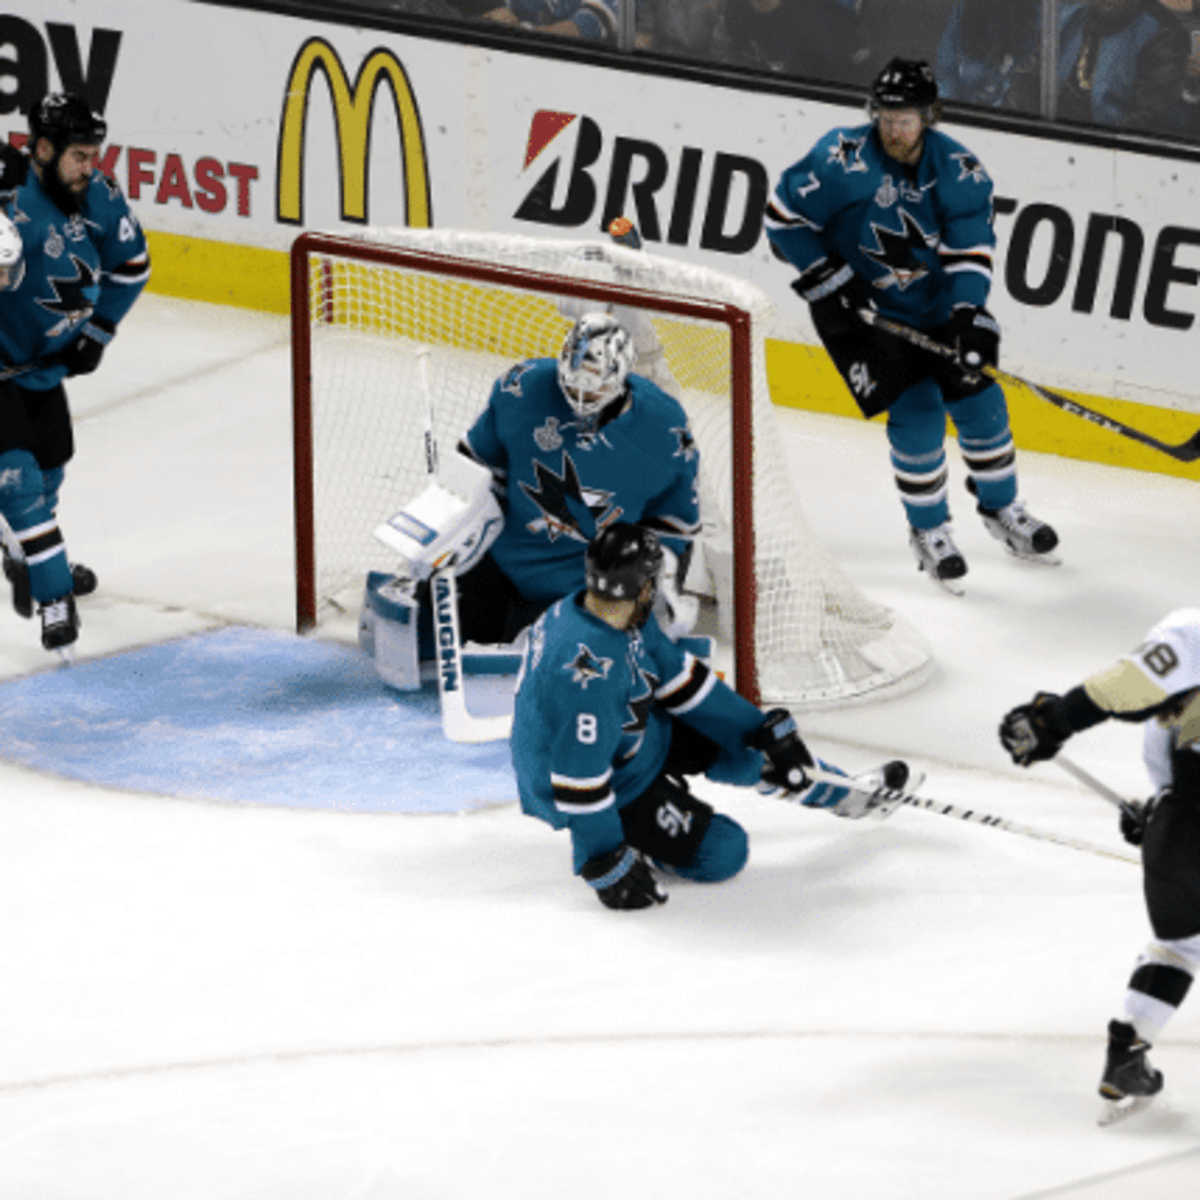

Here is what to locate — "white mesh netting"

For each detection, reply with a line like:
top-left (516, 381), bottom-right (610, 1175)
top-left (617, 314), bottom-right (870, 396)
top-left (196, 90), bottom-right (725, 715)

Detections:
top-left (295, 227), bottom-right (932, 709)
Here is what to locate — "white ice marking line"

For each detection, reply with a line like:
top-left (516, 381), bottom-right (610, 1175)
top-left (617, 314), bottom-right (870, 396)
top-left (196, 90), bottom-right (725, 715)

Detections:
top-left (3, 1030), bottom-right (1198, 1095)
top-left (1011, 1146), bottom-right (1200, 1200)
top-left (75, 335), bottom-right (292, 420)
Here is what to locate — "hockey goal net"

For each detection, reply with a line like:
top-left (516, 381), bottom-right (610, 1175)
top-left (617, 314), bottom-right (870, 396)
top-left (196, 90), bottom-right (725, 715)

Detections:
top-left (291, 227), bottom-right (932, 709)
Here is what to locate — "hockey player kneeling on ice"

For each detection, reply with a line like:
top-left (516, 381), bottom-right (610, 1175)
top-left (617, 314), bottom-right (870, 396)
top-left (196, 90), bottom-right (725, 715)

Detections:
top-left (1000, 607), bottom-right (1200, 1123)
top-left (367, 311), bottom-right (702, 685)
top-left (511, 522), bottom-right (909, 910)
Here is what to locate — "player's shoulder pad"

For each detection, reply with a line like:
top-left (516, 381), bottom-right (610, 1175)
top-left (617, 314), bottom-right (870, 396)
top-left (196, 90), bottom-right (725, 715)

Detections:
top-left (811, 122), bottom-right (875, 170)
top-left (627, 376), bottom-right (696, 451)
top-left (926, 129), bottom-right (993, 196)
top-left (492, 356), bottom-right (556, 404)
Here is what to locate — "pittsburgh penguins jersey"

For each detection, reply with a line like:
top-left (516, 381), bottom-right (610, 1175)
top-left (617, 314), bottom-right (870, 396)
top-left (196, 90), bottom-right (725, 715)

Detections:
top-left (462, 358), bottom-right (700, 603)
top-left (511, 593), bottom-right (765, 868)
top-left (1079, 608), bottom-right (1200, 793)
top-left (0, 168), bottom-right (150, 390)
top-left (766, 122), bottom-right (995, 329)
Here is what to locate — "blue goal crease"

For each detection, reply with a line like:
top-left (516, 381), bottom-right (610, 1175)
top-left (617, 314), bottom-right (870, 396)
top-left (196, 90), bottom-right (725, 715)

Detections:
top-left (0, 627), bottom-right (517, 813)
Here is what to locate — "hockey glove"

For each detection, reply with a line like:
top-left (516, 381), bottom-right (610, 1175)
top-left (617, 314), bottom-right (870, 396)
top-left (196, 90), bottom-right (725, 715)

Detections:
top-left (792, 254), bottom-right (874, 340)
top-left (947, 304), bottom-right (1000, 380)
top-left (745, 708), bottom-right (814, 796)
top-left (1119, 792), bottom-right (1163, 847)
top-left (999, 691), bottom-right (1073, 766)
top-left (58, 316), bottom-right (116, 377)
top-left (580, 845), bottom-right (667, 910)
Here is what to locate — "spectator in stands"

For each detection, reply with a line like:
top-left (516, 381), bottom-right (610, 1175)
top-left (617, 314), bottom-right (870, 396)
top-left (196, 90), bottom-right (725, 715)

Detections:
top-left (724, 0), bottom-right (874, 84)
top-left (935, 0), bottom-right (1043, 112)
top-left (635, 0), bottom-right (725, 58)
top-left (1156, 0), bottom-right (1200, 131)
top-left (469, 0), bottom-right (621, 41)
top-left (1056, 0), bottom-right (1190, 133)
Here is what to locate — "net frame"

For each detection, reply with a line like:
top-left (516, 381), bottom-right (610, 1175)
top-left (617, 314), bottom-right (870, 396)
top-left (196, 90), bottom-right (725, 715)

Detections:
top-left (290, 228), bottom-right (932, 709)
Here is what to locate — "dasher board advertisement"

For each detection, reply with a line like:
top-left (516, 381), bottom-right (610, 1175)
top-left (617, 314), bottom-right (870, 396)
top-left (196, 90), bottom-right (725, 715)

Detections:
top-left (5, 1), bottom-right (1200, 423)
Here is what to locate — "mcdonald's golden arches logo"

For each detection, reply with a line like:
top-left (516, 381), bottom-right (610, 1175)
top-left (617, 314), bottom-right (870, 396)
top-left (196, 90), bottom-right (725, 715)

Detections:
top-left (277, 38), bottom-right (431, 226)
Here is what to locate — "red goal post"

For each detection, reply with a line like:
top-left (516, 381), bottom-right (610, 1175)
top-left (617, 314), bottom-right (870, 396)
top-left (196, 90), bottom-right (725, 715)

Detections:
top-left (290, 227), bottom-right (932, 710)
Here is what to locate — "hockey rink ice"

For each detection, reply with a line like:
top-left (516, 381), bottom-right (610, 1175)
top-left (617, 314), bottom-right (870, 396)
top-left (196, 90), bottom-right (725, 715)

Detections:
top-left (3, 294), bottom-right (1200, 1198)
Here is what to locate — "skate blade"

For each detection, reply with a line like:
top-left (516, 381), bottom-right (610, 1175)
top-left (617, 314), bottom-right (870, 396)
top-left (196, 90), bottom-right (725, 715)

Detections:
top-left (55, 645), bottom-right (76, 667)
top-left (922, 568), bottom-right (966, 597)
top-left (1098, 1094), bottom-right (1156, 1126)
top-left (1001, 544), bottom-right (1062, 567)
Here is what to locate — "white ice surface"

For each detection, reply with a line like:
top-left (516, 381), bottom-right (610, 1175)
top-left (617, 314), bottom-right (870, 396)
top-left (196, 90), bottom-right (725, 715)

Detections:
top-left (2, 295), bottom-right (1200, 1198)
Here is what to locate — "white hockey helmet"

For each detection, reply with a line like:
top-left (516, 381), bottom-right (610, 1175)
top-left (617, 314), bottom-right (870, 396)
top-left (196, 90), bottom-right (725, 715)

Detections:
top-left (557, 312), bottom-right (634, 421)
top-left (0, 212), bottom-right (23, 291)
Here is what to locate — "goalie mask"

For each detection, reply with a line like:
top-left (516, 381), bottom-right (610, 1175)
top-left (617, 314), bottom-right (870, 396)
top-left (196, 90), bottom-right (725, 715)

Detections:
top-left (586, 521), bottom-right (664, 618)
top-left (557, 313), bottom-right (634, 424)
top-left (0, 213), bottom-right (24, 291)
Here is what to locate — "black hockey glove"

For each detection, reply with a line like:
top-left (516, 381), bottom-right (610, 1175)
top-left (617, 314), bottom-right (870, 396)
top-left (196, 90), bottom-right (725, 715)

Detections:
top-left (947, 304), bottom-right (1000, 379)
top-left (792, 254), bottom-right (874, 340)
top-left (1119, 793), bottom-right (1163, 847)
top-left (998, 691), bottom-right (1074, 766)
top-left (580, 845), bottom-right (667, 911)
top-left (58, 316), bottom-right (116, 377)
top-left (745, 707), bottom-right (814, 796)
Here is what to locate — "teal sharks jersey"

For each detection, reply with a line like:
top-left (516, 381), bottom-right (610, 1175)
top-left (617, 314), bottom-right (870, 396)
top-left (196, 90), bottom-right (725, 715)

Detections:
top-left (1, 168), bottom-right (149, 389)
top-left (462, 359), bottom-right (700, 603)
top-left (766, 123), bottom-right (995, 328)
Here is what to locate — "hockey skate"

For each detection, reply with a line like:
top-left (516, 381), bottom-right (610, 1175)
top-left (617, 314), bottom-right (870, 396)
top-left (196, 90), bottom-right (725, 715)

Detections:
top-left (909, 523), bottom-right (967, 596)
top-left (1098, 1019), bottom-right (1163, 1125)
top-left (977, 499), bottom-right (1060, 566)
top-left (2, 542), bottom-right (32, 618)
top-left (39, 593), bottom-right (79, 661)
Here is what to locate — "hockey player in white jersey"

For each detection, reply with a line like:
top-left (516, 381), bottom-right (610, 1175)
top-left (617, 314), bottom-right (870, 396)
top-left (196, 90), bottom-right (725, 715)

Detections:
top-left (1000, 608), bottom-right (1200, 1122)
top-left (765, 57), bottom-right (1058, 592)
top-left (512, 522), bottom-right (911, 909)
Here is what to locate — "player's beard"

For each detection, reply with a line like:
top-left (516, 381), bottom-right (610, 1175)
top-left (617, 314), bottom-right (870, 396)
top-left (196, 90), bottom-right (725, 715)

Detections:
top-left (630, 583), bottom-right (657, 630)
top-left (41, 154), bottom-right (85, 216)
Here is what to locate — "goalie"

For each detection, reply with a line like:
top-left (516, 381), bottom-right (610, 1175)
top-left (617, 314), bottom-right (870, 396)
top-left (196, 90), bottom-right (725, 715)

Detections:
top-left (513, 523), bottom-right (911, 909)
top-left (366, 311), bottom-right (702, 685)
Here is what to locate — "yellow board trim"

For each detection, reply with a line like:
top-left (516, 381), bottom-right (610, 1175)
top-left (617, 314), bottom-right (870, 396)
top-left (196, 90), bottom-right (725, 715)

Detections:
top-left (143, 228), bottom-right (1200, 481)
top-left (765, 338), bottom-right (1200, 482)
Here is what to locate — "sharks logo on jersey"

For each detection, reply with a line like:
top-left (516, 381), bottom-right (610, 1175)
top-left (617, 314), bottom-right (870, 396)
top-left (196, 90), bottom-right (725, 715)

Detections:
top-left (500, 360), bottom-right (538, 397)
top-left (37, 253), bottom-right (99, 338)
top-left (564, 643), bottom-right (612, 688)
top-left (520, 450), bottom-right (622, 543)
top-left (672, 426), bottom-right (697, 462)
top-left (861, 208), bottom-right (937, 291)
top-left (617, 658), bottom-right (659, 765)
top-left (951, 151), bottom-right (988, 185)
top-left (829, 132), bottom-right (868, 173)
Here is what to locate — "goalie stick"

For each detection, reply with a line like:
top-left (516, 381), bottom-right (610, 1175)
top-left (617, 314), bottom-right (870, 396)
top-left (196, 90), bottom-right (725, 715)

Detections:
top-left (418, 347), bottom-right (513, 744)
top-left (806, 767), bottom-right (1139, 865)
top-left (858, 310), bottom-right (1200, 464)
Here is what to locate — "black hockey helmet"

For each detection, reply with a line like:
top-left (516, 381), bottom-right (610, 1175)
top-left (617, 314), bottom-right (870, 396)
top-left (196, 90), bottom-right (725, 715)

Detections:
top-left (869, 58), bottom-right (939, 111)
top-left (585, 522), bottom-right (663, 601)
top-left (29, 92), bottom-right (108, 150)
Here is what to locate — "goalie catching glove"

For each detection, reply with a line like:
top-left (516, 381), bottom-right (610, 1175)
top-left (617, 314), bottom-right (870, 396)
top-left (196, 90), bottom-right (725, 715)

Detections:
top-left (373, 450), bottom-right (503, 579)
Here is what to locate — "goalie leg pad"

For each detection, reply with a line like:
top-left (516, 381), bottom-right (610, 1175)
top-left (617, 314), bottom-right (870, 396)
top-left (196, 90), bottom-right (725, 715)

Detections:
top-left (359, 571), bottom-right (420, 691)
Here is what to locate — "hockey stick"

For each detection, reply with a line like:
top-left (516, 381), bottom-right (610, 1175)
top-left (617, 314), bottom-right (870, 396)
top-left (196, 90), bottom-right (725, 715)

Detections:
top-left (1054, 753), bottom-right (1142, 820)
top-left (418, 347), bottom-right (513, 744)
top-left (858, 310), bottom-right (1200, 464)
top-left (806, 767), bottom-right (1139, 865)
